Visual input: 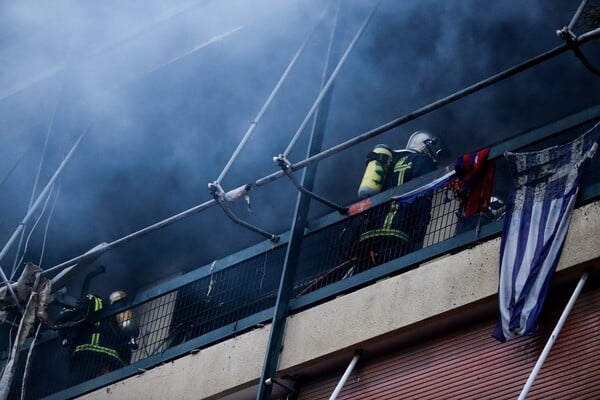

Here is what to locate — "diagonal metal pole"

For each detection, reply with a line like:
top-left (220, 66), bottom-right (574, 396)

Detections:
top-left (42, 198), bottom-right (216, 279)
top-left (10, 44), bottom-right (71, 280)
top-left (256, 2), bottom-right (341, 398)
top-left (517, 271), bottom-right (589, 400)
top-left (282, 0), bottom-right (382, 159)
top-left (214, 10), bottom-right (326, 186)
top-left (568, 0), bottom-right (589, 31)
top-left (255, 32), bottom-right (600, 187)
top-left (330, 350), bottom-right (362, 400)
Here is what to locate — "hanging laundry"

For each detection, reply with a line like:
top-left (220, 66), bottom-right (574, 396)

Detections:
top-left (448, 147), bottom-right (496, 218)
top-left (493, 124), bottom-right (598, 342)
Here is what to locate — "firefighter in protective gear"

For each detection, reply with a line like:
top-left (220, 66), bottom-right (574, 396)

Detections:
top-left (354, 131), bottom-right (442, 270)
top-left (110, 290), bottom-right (140, 350)
top-left (58, 291), bottom-right (137, 386)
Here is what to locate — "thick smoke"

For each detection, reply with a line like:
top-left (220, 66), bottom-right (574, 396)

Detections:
top-left (0, 0), bottom-right (598, 296)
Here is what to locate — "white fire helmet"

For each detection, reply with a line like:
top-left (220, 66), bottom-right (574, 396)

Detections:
top-left (406, 130), bottom-right (444, 164)
top-left (109, 290), bottom-right (127, 305)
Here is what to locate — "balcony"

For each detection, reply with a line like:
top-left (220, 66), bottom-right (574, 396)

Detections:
top-left (6, 106), bottom-right (600, 399)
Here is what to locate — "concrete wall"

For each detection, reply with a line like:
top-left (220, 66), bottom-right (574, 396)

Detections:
top-left (81, 201), bottom-right (600, 400)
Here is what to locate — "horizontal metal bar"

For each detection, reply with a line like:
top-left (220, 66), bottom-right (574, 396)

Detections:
top-left (256, 43), bottom-right (574, 187)
top-left (73, 105), bottom-right (600, 312)
top-left (290, 220), bottom-right (504, 312)
top-left (488, 105), bottom-right (600, 158)
top-left (44, 198), bottom-right (217, 279)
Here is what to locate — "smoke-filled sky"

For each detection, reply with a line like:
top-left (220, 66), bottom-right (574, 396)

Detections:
top-left (0, 0), bottom-right (598, 296)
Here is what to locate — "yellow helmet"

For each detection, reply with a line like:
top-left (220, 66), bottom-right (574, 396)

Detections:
top-left (109, 290), bottom-right (127, 305)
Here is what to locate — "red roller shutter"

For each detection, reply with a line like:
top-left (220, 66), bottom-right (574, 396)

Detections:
top-left (297, 284), bottom-right (600, 400)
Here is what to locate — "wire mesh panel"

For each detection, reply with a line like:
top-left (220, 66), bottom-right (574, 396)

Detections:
top-left (167, 248), bottom-right (284, 348)
top-left (13, 246), bottom-right (286, 399)
top-left (130, 291), bottom-right (178, 362)
top-left (11, 118), bottom-right (600, 400)
top-left (293, 185), bottom-right (464, 297)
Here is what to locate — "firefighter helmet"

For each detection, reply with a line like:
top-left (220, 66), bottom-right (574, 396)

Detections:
top-left (109, 290), bottom-right (127, 305)
top-left (405, 130), bottom-right (444, 164)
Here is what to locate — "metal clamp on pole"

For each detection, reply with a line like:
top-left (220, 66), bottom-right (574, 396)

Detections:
top-left (209, 182), bottom-right (279, 243)
top-left (264, 377), bottom-right (297, 396)
top-left (556, 25), bottom-right (600, 76)
top-left (274, 155), bottom-right (348, 215)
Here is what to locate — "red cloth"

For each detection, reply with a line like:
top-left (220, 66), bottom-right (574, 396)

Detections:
top-left (449, 147), bottom-right (495, 218)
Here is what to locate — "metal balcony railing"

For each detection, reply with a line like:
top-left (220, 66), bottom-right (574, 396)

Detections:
top-left (5, 106), bottom-right (600, 400)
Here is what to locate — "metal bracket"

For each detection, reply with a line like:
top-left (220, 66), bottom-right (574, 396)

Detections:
top-left (264, 377), bottom-right (297, 395)
top-left (274, 154), bottom-right (349, 215)
top-left (208, 182), bottom-right (279, 243)
top-left (556, 26), bottom-right (600, 76)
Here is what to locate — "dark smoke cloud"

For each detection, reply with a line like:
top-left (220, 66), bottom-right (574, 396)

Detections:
top-left (0, 0), bottom-right (598, 296)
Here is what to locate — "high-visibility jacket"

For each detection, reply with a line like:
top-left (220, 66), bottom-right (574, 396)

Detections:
top-left (63, 294), bottom-right (130, 366)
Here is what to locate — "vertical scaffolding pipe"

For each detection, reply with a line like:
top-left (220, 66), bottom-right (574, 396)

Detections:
top-left (256, 4), bottom-right (340, 399)
top-left (329, 350), bottom-right (362, 400)
top-left (517, 271), bottom-right (589, 400)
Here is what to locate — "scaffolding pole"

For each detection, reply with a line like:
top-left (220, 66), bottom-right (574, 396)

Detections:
top-left (329, 350), bottom-right (362, 400)
top-left (213, 10), bottom-right (325, 186)
top-left (517, 271), bottom-right (589, 400)
top-left (282, 0), bottom-right (382, 158)
top-left (256, 2), bottom-right (341, 398)
top-left (34, 18), bottom-right (600, 287)
top-left (42, 198), bottom-right (216, 278)
top-left (256, 29), bottom-right (600, 187)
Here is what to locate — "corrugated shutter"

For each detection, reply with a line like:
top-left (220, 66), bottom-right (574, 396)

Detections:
top-left (297, 284), bottom-right (600, 400)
